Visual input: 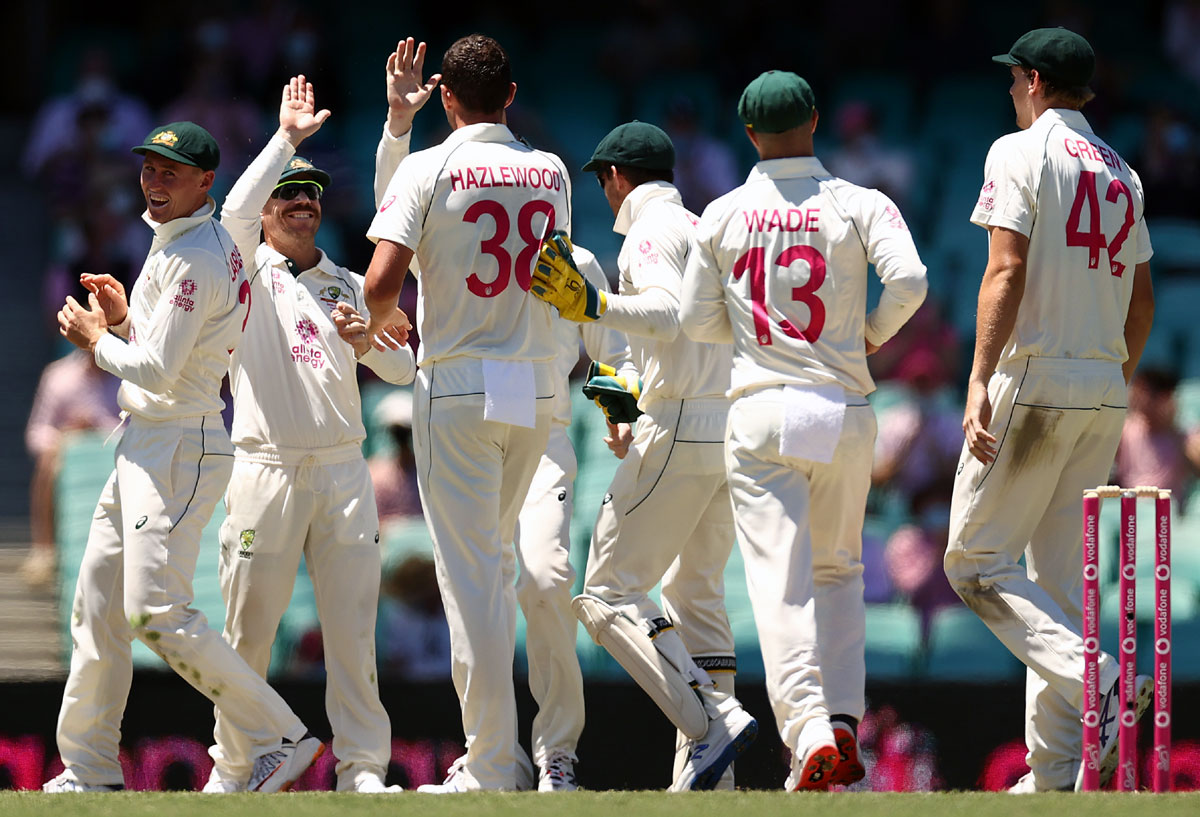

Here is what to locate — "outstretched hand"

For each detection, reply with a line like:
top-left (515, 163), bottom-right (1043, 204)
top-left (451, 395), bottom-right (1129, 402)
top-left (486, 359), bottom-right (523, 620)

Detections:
top-left (279, 74), bottom-right (332, 147)
top-left (385, 37), bottom-right (441, 137)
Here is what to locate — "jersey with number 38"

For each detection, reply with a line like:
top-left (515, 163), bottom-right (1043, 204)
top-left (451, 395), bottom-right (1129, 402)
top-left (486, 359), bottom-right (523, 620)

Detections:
top-left (683, 157), bottom-right (927, 398)
top-left (971, 108), bottom-right (1153, 365)
top-left (368, 122), bottom-right (571, 365)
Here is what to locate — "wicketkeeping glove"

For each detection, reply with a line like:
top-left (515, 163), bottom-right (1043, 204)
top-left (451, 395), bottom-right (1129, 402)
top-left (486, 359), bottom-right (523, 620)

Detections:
top-left (581, 361), bottom-right (643, 425)
top-left (531, 230), bottom-right (607, 322)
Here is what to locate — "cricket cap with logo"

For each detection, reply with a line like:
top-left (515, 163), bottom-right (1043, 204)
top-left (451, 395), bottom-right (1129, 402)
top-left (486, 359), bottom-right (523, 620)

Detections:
top-left (738, 71), bottom-right (816, 133)
top-left (992, 27), bottom-right (1095, 87)
top-left (131, 121), bottom-right (221, 171)
top-left (583, 121), bottom-right (675, 172)
top-left (276, 155), bottom-right (332, 189)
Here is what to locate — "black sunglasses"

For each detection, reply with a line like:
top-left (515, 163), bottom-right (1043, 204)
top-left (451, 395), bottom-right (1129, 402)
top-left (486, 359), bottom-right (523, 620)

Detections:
top-left (271, 181), bottom-right (324, 201)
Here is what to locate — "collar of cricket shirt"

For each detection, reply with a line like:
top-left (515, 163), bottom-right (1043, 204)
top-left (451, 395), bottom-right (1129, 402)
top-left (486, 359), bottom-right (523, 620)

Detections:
top-left (613, 180), bottom-right (682, 236)
top-left (142, 196), bottom-right (216, 244)
top-left (264, 245), bottom-right (333, 279)
top-left (746, 156), bottom-right (830, 185)
top-left (443, 122), bottom-right (517, 147)
top-left (1033, 106), bottom-right (1094, 136)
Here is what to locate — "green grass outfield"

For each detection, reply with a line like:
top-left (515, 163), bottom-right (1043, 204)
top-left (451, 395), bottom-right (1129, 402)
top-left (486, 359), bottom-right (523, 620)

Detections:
top-left (3, 790), bottom-right (1199, 817)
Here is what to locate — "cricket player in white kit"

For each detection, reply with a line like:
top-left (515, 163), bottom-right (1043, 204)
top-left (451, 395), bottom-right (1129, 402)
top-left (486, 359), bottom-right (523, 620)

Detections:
top-left (363, 34), bottom-right (571, 792)
top-left (944, 28), bottom-right (1155, 793)
top-left (202, 75), bottom-right (418, 794)
top-left (680, 71), bottom-right (928, 790)
top-left (48, 122), bottom-right (322, 794)
top-left (532, 121), bottom-right (755, 792)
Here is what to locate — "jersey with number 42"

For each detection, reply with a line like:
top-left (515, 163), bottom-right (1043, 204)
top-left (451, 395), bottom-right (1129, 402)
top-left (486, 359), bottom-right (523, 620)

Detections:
top-left (368, 122), bottom-right (571, 365)
top-left (683, 157), bottom-right (927, 398)
top-left (971, 108), bottom-right (1153, 365)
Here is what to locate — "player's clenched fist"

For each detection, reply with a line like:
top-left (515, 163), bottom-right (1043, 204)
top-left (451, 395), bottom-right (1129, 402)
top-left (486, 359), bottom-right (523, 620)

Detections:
top-left (531, 230), bottom-right (607, 322)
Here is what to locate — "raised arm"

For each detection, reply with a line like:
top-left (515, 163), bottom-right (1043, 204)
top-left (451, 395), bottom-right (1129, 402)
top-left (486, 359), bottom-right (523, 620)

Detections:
top-left (374, 38), bottom-right (440, 207)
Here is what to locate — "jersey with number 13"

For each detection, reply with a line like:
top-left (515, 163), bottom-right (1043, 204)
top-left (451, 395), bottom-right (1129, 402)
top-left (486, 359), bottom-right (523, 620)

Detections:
top-left (686, 157), bottom-right (927, 398)
top-left (971, 108), bottom-right (1153, 365)
top-left (368, 122), bottom-right (572, 365)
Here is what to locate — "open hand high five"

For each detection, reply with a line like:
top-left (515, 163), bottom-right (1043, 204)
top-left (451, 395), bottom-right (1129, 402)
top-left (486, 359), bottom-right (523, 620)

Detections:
top-left (385, 37), bottom-right (441, 137)
top-left (279, 74), bottom-right (332, 147)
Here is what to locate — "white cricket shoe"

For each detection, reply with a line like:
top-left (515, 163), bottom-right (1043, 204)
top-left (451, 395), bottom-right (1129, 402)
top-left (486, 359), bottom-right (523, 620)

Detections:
top-left (417, 755), bottom-right (472, 793)
top-left (1007, 771), bottom-right (1073, 793)
top-left (340, 769), bottom-right (402, 793)
top-left (247, 732), bottom-right (325, 793)
top-left (1076, 674), bottom-right (1153, 791)
top-left (669, 703), bottom-right (758, 791)
top-left (202, 765), bottom-right (245, 793)
top-left (538, 754), bottom-right (578, 792)
top-left (43, 770), bottom-right (123, 792)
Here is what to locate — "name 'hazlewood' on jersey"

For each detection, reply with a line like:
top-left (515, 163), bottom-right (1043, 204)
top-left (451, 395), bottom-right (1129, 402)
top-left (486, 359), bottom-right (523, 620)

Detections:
top-left (449, 165), bottom-right (565, 192)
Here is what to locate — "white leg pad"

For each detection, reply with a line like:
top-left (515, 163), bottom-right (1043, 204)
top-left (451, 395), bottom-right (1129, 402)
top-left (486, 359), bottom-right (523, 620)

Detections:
top-left (572, 594), bottom-right (709, 739)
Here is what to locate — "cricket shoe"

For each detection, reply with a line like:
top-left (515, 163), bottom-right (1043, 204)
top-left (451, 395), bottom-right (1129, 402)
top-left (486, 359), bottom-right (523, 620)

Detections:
top-left (417, 755), bottom-right (472, 793)
top-left (669, 703), bottom-right (758, 791)
top-left (1007, 772), bottom-right (1072, 793)
top-left (786, 740), bottom-right (840, 791)
top-left (247, 732), bottom-right (325, 792)
top-left (538, 754), bottom-right (578, 792)
top-left (829, 720), bottom-right (866, 786)
top-left (1075, 674), bottom-right (1153, 791)
top-left (340, 769), bottom-right (402, 793)
top-left (43, 770), bottom-right (123, 792)
top-left (202, 765), bottom-right (246, 793)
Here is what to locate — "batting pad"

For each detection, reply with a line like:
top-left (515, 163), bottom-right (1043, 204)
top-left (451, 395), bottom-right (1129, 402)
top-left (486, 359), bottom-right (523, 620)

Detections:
top-left (572, 594), bottom-right (709, 739)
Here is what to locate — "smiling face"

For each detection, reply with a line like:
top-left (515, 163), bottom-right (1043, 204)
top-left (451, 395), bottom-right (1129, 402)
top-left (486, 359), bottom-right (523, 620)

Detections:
top-left (261, 180), bottom-right (322, 247)
top-left (139, 153), bottom-right (213, 223)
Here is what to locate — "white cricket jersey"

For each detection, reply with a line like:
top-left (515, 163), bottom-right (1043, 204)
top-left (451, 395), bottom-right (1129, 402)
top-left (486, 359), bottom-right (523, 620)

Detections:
top-left (681, 157), bottom-right (927, 398)
top-left (220, 133), bottom-right (416, 460)
top-left (551, 246), bottom-right (632, 427)
top-left (94, 200), bottom-right (248, 421)
top-left (367, 122), bottom-right (571, 365)
top-left (607, 182), bottom-right (730, 405)
top-left (971, 108), bottom-right (1153, 365)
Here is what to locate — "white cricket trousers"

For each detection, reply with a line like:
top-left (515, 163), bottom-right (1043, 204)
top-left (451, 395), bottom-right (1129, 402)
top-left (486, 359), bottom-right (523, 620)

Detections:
top-left (56, 415), bottom-right (306, 786)
top-left (414, 358), bottom-right (553, 790)
top-left (583, 396), bottom-right (736, 695)
top-left (211, 448), bottom-right (389, 786)
top-left (724, 389), bottom-right (876, 757)
top-left (513, 424), bottom-right (585, 767)
top-left (945, 357), bottom-right (1126, 789)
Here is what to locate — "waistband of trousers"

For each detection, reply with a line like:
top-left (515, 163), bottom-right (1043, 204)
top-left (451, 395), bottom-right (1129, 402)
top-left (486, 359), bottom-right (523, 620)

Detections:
top-left (234, 441), bottom-right (363, 467)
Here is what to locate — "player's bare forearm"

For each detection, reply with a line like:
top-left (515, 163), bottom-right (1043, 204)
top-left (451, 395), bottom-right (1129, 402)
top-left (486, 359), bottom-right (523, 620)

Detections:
top-left (1121, 261), bottom-right (1154, 384)
top-left (364, 239), bottom-right (412, 319)
top-left (968, 228), bottom-right (1027, 388)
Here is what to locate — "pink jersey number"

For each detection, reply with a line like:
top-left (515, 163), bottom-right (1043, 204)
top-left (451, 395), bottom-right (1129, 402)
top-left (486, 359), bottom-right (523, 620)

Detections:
top-left (732, 244), bottom-right (827, 346)
top-left (463, 199), bottom-right (556, 298)
top-left (1065, 170), bottom-right (1136, 277)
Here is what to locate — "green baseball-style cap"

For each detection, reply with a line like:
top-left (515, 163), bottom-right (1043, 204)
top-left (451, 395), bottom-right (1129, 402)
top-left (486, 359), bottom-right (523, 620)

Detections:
top-left (992, 27), bottom-right (1095, 87)
top-left (131, 121), bottom-right (220, 171)
top-left (583, 121), bottom-right (676, 173)
top-left (276, 155), bottom-right (332, 189)
top-left (738, 71), bottom-right (816, 134)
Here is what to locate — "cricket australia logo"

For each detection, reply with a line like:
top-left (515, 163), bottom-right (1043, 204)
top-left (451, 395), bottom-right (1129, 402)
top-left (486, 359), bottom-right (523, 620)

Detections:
top-left (238, 529), bottom-right (255, 560)
top-left (150, 130), bottom-right (179, 147)
top-left (318, 285), bottom-right (346, 309)
top-left (171, 279), bottom-right (196, 312)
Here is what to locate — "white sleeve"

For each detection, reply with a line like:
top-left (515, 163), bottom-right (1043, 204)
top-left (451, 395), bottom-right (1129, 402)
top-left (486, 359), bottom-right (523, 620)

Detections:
top-left (576, 252), bottom-right (632, 370)
top-left (862, 191), bottom-right (928, 347)
top-left (220, 134), bottom-right (296, 263)
top-left (366, 151), bottom-right (427, 251)
top-left (599, 221), bottom-right (684, 340)
top-left (680, 209), bottom-right (734, 344)
top-left (970, 136), bottom-right (1035, 236)
top-left (374, 126), bottom-right (412, 209)
top-left (1129, 169), bottom-right (1154, 264)
top-left (94, 251), bottom-right (225, 391)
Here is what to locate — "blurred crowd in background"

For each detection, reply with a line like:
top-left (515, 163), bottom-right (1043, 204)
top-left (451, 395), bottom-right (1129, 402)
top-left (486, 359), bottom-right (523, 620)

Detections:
top-left (8, 0), bottom-right (1200, 684)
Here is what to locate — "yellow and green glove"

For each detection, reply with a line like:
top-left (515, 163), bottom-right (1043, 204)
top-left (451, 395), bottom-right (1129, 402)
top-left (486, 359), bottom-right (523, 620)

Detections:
top-left (582, 361), bottom-right (643, 424)
top-left (531, 230), bottom-right (607, 322)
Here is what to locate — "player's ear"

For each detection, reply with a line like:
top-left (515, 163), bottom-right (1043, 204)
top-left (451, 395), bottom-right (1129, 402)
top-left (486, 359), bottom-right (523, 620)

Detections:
top-left (441, 84), bottom-right (453, 110)
top-left (199, 170), bottom-right (215, 193)
top-left (810, 109), bottom-right (819, 136)
top-left (744, 125), bottom-right (759, 150)
top-left (504, 82), bottom-right (516, 109)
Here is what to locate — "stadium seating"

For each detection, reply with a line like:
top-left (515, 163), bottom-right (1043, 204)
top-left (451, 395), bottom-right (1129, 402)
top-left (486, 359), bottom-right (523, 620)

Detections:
top-left (864, 603), bottom-right (924, 679)
top-left (924, 605), bottom-right (1023, 681)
